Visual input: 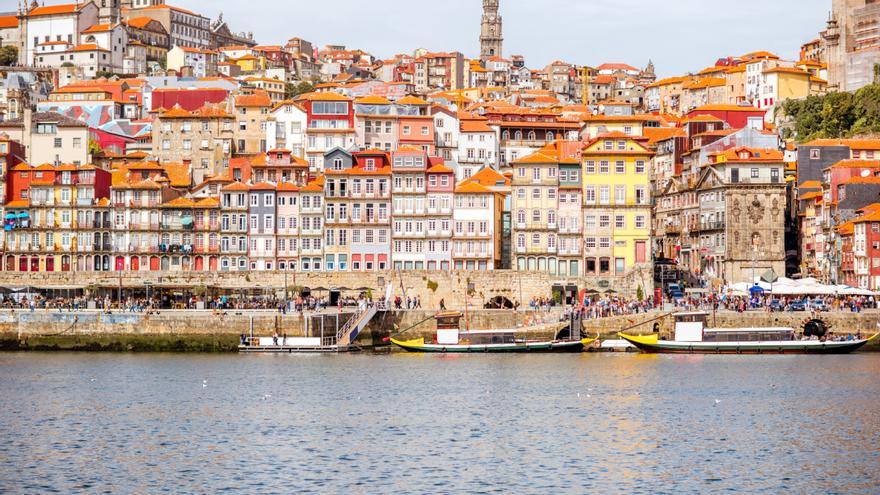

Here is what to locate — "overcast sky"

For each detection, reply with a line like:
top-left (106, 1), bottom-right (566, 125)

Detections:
top-left (192, 0), bottom-right (831, 76)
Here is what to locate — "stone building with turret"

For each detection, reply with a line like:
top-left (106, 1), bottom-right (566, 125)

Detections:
top-left (480, 0), bottom-right (503, 60)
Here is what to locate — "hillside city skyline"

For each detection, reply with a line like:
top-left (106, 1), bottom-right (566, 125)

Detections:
top-left (178, 0), bottom-right (831, 76)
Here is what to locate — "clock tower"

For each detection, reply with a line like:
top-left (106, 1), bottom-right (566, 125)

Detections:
top-left (480, 0), bottom-right (503, 59)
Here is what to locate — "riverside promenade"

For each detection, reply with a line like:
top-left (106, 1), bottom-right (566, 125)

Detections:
top-left (1, 308), bottom-right (878, 352)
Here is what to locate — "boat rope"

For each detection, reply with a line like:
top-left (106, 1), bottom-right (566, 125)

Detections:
top-left (386, 314), bottom-right (437, 340)
top-left (39, 315), bottom-right (79, 337)
top-left (618, 312), bottom-right (676, 334)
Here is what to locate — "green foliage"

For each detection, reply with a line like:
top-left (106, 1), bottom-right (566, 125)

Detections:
top-left (0, 45), bottom-right (18, 66)
top-left (285, 81), bottom-right (315, 99)
top-left (61, 62), bottom-right (75, 68)
top-left (87, 139), bottom-right (102, 155)
top-left (426, 279), bottom-right (439, 292)
top-left (636, 285), bottom-right (644, 302)
top-left (783, 83), bottom-right (880, 141)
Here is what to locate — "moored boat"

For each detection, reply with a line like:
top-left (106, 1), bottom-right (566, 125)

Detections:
top-left (619, 311), bottom-right (877, 355)
top-left (390, 311), bottom-right (595, 353)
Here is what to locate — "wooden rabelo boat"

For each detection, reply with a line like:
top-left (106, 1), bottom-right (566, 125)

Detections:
top-left (619, 311), bottom-right (877, 355)
top-left (391, 311), bottom-right (595, 353)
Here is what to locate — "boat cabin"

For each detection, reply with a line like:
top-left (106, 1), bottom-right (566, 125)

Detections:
top-left (432, 311), bottom-right (520, 345)
top-left (673, 312), bottom-right (794, 342)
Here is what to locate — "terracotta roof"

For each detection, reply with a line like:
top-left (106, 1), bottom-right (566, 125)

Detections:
top-left (711, 147), bottom-right (784, 163)
top-left (221, 182), bottom-right (250, 192)
top-left (27, 3), bottom-right (82, 16)
top-left (426, 163), bottom-right (453, 174)
top-left (461, 120), bottom-right (494, 133)
top-left (71, 44), bottom-right (110, 52)
top-left (234, 91), bottom-right (272, 107)
top-left (396, 95), bottom-right (429, 105)
top-left (354, 95), bottom-right (391, 105)
top-left (275, 182), bottom-right (300, 191)
top-left (799, 180), bottom-right (822, 189)
top-left (802, 139), bottom-right (880, 150)
top-left (0, 15), bottom-right (20, 28)
top-left (81, 23), bottom-right (115, 33)
top-left (125, 16), bottom-right (157, 29)
top-left (830, 159), bottom-right (880, 169)
top-left (296, 91), bottom-right (351, 102)
top-left (597, 63), bottom-right (639, 72)
top-left (249, 182), bottom-right (276, 191)
top-left (6, 200), bottom-right (29, 208)
top-left (642, 127), bottom-right (686, 145)
top-left (162, 197), bottom-right (196, 208)
top-left (455, 181), bottom-right (493, 194)
top-left (798, 191), bottom-right (823, 201)
top-left (467, 167), bottom-right (510, 187)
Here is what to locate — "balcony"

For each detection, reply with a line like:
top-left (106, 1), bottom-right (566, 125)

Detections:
top-left (698, 221), bottom-right (725, 231)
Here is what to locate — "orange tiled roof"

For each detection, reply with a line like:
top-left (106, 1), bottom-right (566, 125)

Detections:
top-left (81, 23), bottom-right (114, 33)
top-left (27, 3), bottom-right (81, 16)
top-left (802, 139), bottom-right (880, 150)
top-left (354, 95), bottom-right (391, 105)
top-left (467, 167), bottom-right (510, 187)
top-left (296, 91), bottom-right (351, 102)
top-left (0, 15), bottom-right (20, 28)
top-left (461, 120), bottom-right (493, 133)
top-left (397, 95), bottom-right (429, 105)
top-left (643, 127), bottom-right (686, 145)
top-left (711, 147), bottom-right (784, 162)
top-left (830, 159), bottom-right (880, 169)
top-left (427, 163), bottom-right (453, 174)
top-left (455, 181), bottom-right (493, 194)
top-left (234, 91), bottom-right (272, 107)
top-left (125, 16), bottom-right (156, 29)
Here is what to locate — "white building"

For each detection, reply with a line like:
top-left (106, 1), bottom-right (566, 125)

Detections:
top-left (166, 45), bottom-right (217, 78)
top-left (457, 119), bottom-right (498, 180)
top-left (452, 180), bottom-right (501, 271)
top-left (21, 2), bottom-right (99, 66)
top-left (266, 100), bottom-right (308, 158)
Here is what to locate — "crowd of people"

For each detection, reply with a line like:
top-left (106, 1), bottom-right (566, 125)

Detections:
top-left (671, 293), bottom-right (877, 313)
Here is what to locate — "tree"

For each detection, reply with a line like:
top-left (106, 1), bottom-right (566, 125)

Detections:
top-left (636, 285), bottom-right (644, 302)
top-left (88, 139), bottom-right (102, 156)
top-left (284, 81), bottom-right (315, 99)
top-left (0, 45), bottom-right (18, 66)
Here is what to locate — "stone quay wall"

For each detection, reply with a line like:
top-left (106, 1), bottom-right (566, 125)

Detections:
top-left (0, 269), bottom-right (655, 308)
top-left (0, 308), bottom-right (876, 352)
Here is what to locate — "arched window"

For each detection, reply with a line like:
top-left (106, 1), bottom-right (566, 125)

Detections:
top-left (546, 131), bottom-right (554, 142)
top-left (501, 130), bottom-right (510, 140)
top-left (514, 131), bottom-right (523, 141)
top-left (527, 131), bottom-right (536, 141)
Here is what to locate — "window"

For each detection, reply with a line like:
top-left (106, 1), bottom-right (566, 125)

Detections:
top-left (615, 161), bottom-right (625, 174)
top-left (635, 160), bottom-right (645, 173)
top-left (635, 215), bottom-right (646, 229)
top-left (751, 168), bottom-right (759, 179)
top-left (615, 215), bottom-right (625, 228)
top-left (810, 149), bottom-right (820, 160)
top-left (599, 161), bottom-right (609, 173)
top-left (615, 186), bottom-right (626, 204)
top-left (585, 161), bottom-right (596, 173)
top-left (599, 186), bottom-right (610, 205)
top-left (585, 186), bottom-right (596, 203)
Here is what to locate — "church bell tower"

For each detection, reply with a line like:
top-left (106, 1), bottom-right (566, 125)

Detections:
top-left (480, 0), bottom-right (503, 59)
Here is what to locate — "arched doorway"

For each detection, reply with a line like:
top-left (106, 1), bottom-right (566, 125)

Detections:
top-left (115, 256), bottom-right (125, 271)
top-left (150, 256), bottom-right (160, 271)
top-left (6, 255), bottom-right (14, 271)
top-left (61, 255), bottom-right (70, 272)
top-left (45, 257), bottom-right (55, 272)
top-left (131, 257), bottom-right (140, 271)
top-left (194, 256), bottom-right (204, 271)
top-left (209, 256), bottom-right (218, 271)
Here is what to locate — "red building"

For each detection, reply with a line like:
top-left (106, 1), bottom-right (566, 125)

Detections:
top-left (151, 88), bottom-right (230, 112)
top-left (686, 104), bottom-right (766, 130)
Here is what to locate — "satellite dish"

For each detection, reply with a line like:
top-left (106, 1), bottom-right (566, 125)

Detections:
top-left (861, 169), bottom-right (871, 177)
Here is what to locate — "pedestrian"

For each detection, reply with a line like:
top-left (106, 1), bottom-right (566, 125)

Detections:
top-left (439, 298), bottom-right (446, 311)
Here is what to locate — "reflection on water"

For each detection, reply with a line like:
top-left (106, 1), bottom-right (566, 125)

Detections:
top-left (0, 352), bottom-right (878, 493)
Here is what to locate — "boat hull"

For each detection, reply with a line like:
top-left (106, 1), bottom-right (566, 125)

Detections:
top-left (390, 337), bottom-right (594, 353)
top-left (618, 333), bottom-right (872, 355)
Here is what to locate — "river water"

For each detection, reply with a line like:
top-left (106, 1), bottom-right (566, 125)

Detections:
top-left (0, 352), bottom-right (878, 494)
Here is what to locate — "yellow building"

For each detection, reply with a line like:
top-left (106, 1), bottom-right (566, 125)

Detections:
top-left (581, 114), bottom-right (662, 140)
top-left (581, 132), bottom-right (654, 277)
